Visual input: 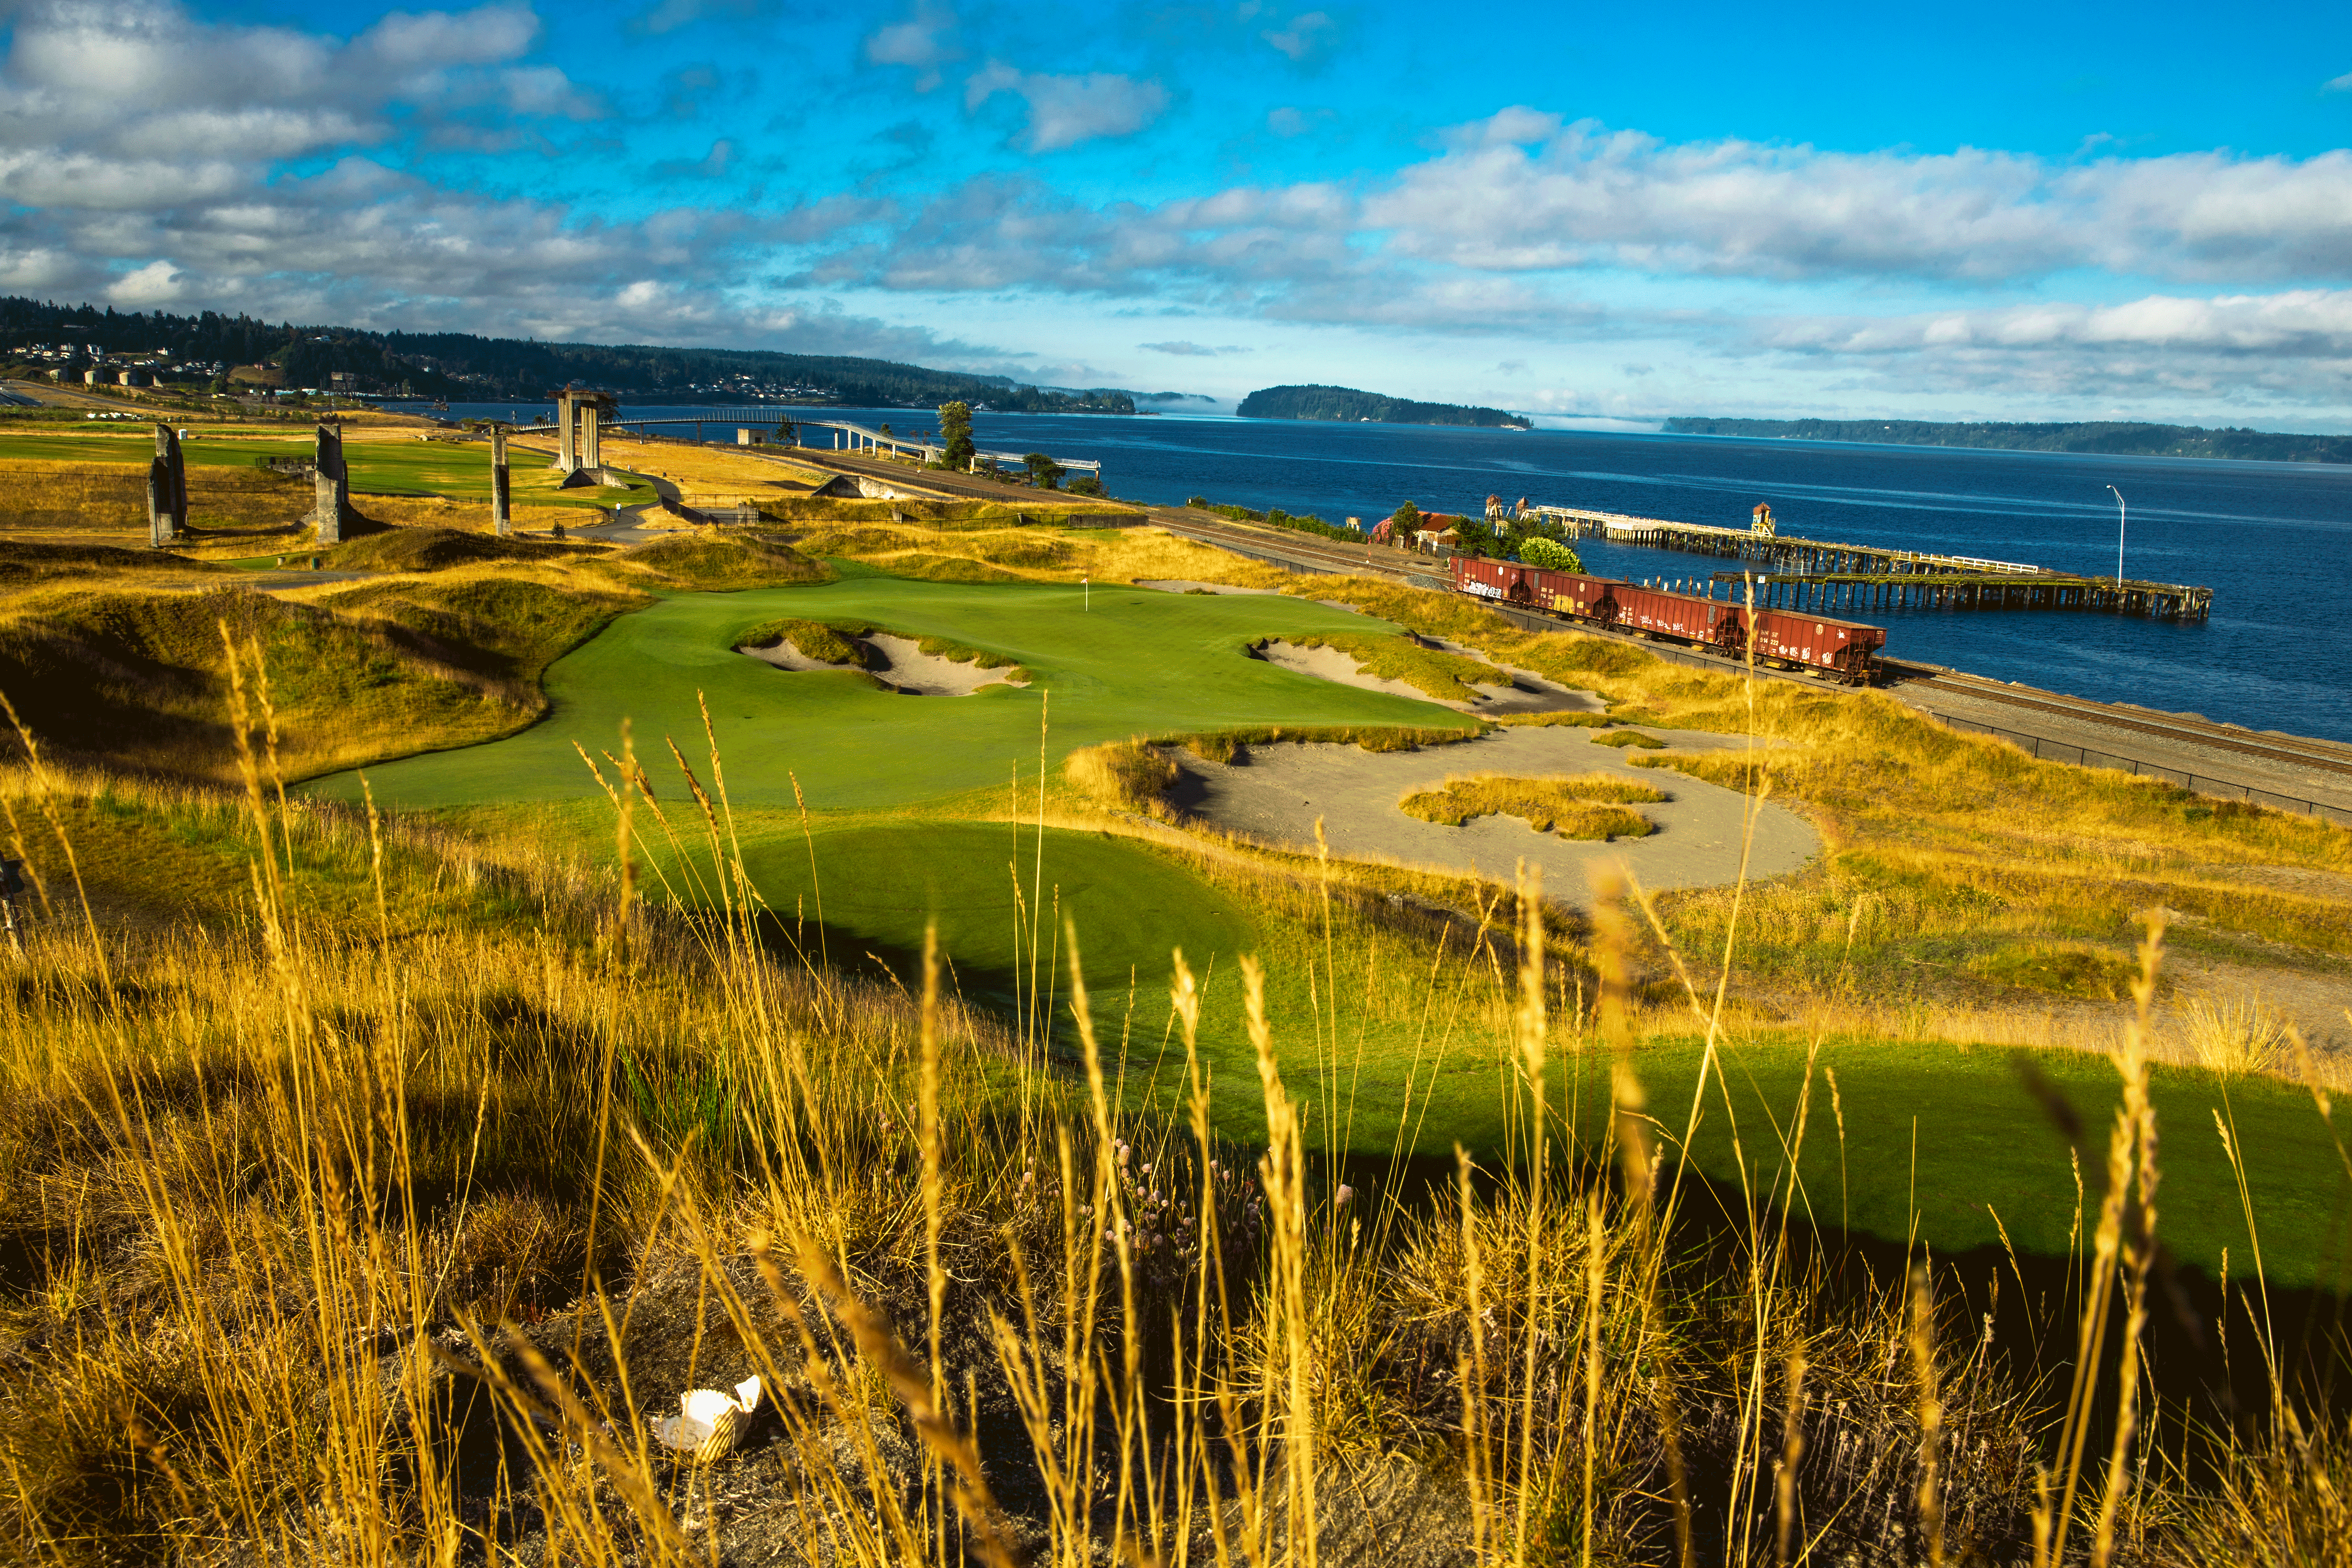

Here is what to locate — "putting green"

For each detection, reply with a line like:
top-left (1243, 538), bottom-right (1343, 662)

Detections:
top-left (741, 822), bottom-right (1255, 1011)
top-left (313, 577), bottom-right (1474, 811)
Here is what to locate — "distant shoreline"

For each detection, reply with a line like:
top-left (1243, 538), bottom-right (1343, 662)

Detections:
top-left (1664, 415), bottom-right (2352, 466)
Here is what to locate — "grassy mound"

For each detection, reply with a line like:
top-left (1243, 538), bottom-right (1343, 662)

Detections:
top-left (0, 539), bottom-right (228, 582)
top-left (0, 587), bottom-right (540, 781)
top-left (315, 573), bottom-right (645, 688)
top-left (1398, 771), bottom-right (1666, 839)
top-left (323, 526), bottom-right (587, 573)
top-left (1266, 630), bottom-right (1506, 702)
top-left (619, 529), bottom-right (831, 589)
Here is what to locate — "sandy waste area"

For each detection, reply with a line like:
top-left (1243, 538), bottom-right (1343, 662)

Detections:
top-left (1171, 725), bottom-right (1816, 907)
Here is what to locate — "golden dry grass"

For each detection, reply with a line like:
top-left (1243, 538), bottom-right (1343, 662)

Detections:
top-left (2, 724), bottom-right (2335, 1565)
top-left (1398, 770), bottom-right (1667, 840)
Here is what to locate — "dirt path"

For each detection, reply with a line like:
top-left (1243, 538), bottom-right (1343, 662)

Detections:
top-left (1170, 725), bottom-right (1816, 907)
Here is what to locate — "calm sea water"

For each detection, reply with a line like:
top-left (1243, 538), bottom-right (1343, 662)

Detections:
top-left (439, 401), bottom-right (2352, 743)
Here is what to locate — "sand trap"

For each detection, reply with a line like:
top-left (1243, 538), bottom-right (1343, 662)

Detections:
top-left (865, 633), bottom-right (1026, 695)
top-left (1135, 579), bottom-right (1284, 595)
top-left (1251, 639), bottom-right (1604, 716)
top-left (1168, 725), bottom-right (1816, 907)
top-left (740, 638), bottom-right (842, 673)
top-left (739, 632), bottom-right (1025, 695)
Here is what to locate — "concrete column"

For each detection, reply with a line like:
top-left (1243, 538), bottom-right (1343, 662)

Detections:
top-left (582, 404), bottom-right (602, 471)
top-left (738, 428), bottom-right (752, 445)
top-left (312, 423), bottom-right (348, 545)
top-left (150, 423), bottom-right (185, 544)
top-left (555, 392), bottom-right (578, 473)
top-left (147, 457), bottom-right (172, 549)
top-left (490, 426), bottom-right (512, 537)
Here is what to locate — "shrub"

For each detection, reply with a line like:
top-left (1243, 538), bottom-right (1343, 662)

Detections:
top-left (1517, 535), bottom-right (1583, 573)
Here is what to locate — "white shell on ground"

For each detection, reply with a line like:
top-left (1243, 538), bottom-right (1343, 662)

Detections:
top-left (653, 1374), bottom-right (763, 1463)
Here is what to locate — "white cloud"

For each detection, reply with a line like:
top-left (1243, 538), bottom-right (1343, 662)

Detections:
top-left (1764, 289), bottom-right (2352, 359)
top-left (965, 62), bottom-right (1168, 152)
top-left (1261, 10), bottom-right (1335, 62)
top-left (355, 4), bottom-right (538, 69)
top-left (1369, 113), bottom-right (2352, 285)
top-left (865, 2), bottom-right (959, 92)
top-left (2325, 71), bottom-right (2352, 93)
top-left (1139, 340), bottom-right (1247, 355)
top-left (107, 257), bottom-right (182, 304)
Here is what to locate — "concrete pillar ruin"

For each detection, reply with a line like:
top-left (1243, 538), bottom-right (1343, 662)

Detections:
top-left (556, 391), bottom-right (580, 473)
top-left (311, 422), bottom-right (350, 545)
top-left (581, 403), bottom-right (602, 470)
top-left (147, 422), bottom-right (186, 546)
top-left (490, 426), bottom-right (512, 537)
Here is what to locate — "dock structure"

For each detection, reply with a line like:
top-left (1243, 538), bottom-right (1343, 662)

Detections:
top-left (549, 409), bottom-right (1104, 476)
top-left (1528, 505), bottom-right (2041, 576)
top-left (1523, 501), bottom-right (2212, 620)
top-left (1709, 571), bottom-right (2213, 622)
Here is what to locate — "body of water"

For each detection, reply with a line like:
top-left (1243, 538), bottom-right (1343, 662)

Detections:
top-left (434, 401), bottom-right (2352, 743)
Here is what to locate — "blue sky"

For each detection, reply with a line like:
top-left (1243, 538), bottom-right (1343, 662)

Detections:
top-left (6, 0), bottom-right (2352, 427)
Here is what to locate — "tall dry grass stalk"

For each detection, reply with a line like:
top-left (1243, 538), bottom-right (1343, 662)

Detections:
top-left (0, 626), bottom-right (2343, 1567)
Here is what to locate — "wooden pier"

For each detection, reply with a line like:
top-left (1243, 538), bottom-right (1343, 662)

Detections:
top-left (1521, 504), bottom-right (2212, 620)
top-left (1709, 571), bottom-right (2212, 622)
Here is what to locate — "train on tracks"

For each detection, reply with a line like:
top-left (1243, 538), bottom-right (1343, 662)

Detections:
top-left (1451, 556), bottom-right (1887, 685)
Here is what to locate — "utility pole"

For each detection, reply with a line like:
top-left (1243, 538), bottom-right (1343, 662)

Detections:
top-left (2107, 485), bottom-right (2126, 584)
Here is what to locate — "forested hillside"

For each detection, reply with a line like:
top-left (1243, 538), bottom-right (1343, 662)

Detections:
top-left (1237, 383), bottom-right (1530, 428)
top-left (0, 297), bottom-right (1135, 412)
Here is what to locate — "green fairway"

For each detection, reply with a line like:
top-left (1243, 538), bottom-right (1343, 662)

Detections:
top-left (313, 577), bottom-right (1476, 810)
top-left (742, 822), bottom-right (1256, 1012)
top-left (1537, 1038), bottom-right (2352, 1289)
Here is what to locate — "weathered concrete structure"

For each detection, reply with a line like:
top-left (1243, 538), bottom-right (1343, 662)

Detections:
top-left (553, 387), bottom-right (619, 475)
top-left (310, 423), bottom-right (352, 544)
top-left (147, 423), bottom-right (186, 547)
top-left (490, 425), bottom-right (512, 536)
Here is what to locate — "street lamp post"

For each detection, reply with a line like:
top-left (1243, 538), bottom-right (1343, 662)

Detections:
top-left (2107, 485), bottom-right (2126, 584)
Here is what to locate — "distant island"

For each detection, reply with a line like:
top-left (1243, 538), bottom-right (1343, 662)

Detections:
top-left (1238, 384), bottom-right (1530, 430)
top-left (1664, 416), bottom-right (2352, 465)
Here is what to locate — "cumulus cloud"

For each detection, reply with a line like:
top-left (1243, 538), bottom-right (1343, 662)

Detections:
top-left (1367, 113), bottom-right (2352, 285)
top-left (964, 62), bottom-right (1168, 152)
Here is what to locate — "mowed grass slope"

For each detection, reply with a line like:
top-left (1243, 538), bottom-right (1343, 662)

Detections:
top-left (313, 577), bottom-right (1479, 811)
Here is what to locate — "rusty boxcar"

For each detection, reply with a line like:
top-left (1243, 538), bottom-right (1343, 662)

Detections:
top-left (1450, 555), bottom-right (1885, 684)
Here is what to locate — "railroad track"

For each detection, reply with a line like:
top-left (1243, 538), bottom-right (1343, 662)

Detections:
top-left (1892, 668), bottom-right (2352, 780)
top-left (1156, 516), bottom-right (2352, 788)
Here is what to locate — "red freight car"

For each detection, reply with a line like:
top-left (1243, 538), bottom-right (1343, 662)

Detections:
top-left (1450, 555), bottom-right (1885, 684)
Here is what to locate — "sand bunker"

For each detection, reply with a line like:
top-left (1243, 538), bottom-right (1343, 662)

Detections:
top-left (739, 631), bottom-right (1025, 695)
top-left (1134, 579), bottom-right (1285, 595)
top-left (1168, 725), bottom-right (1815, 906)
top-left (1251, 639), bottom-right (1604, 716)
